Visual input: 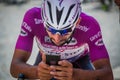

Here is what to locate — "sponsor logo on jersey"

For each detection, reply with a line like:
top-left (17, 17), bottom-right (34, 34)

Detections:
top-left (22, 22), bottom-right (32, 32)
top-left (20, 29), bottom-right (28, 36)
top-left (45, 36), bottom-right (51, 43)
top-left (95, 38), bottom-right (104, 46)
top-left (77, 25), bottom-right (89, 32)
top-left (34, 18), bottom-right (43, 24)
top-left (36, 38), bottom-right (89, 61)
top-left (90, 31), bottom-right (101, 42)
top-left (41, 43), bottom-right (89, 62)
top-left (36, 36), bottom-right (89, 62)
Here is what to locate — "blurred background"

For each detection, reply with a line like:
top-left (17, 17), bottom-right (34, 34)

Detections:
top-left (0, 0), bottom-right (120, 80)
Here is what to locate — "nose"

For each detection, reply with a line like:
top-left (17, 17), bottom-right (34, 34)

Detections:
top-left (53, 33), bottom-right (62, 43)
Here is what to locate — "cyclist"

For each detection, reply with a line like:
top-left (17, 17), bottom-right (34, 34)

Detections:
top-left (10, 0), bottom-right (113, 80)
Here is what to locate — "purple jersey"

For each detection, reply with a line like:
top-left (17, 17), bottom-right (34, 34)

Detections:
top-left (15, 7), bottom-right (109, 62)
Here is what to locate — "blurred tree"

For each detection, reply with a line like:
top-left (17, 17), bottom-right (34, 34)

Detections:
top-left (100, 0), bottom-right (113, 11)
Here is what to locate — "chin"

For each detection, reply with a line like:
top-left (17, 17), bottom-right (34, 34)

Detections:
top-left (55, 42), bottom-right (63, 46)
top-left (51, 38), bottom-right (67, 46)
top-left (53, 41), bottom-right (65, 46)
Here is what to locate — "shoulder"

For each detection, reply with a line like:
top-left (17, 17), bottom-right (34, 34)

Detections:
top-left (22, 7), bottom-right (43, 26)
top-left (21, 7), bottom-right (43, 34)
top-left (80, 12), bottom-right (99, 27)
top-left (79, 12), bottom-right (101, 32)
top-left (24, 7), bottom-right (42, 18)
top-left (77, 12), bottom-right (102, 41)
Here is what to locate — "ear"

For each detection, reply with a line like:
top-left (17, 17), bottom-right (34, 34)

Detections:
top-left (75, 17), bottom-right (81, 28)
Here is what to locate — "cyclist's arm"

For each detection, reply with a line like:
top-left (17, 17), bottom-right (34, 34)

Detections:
top-left (73, 58), bottom-right (113, 80)
top-left (72, 14), bottom-right (113, 80)
top-left (10, 7), bottom-right (44, 79)
top-left (10, 49), bottom-right (39, 79)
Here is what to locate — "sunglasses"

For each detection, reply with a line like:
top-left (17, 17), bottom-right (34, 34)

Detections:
top-left (44, 23), bottom-right (75, 35)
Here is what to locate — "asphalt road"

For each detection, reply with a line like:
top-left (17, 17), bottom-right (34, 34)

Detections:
top-left (0, 1), bottom-right (120, 80)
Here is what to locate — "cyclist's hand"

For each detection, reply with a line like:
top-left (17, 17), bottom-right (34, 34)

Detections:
top-left (37, 53), bottom-right (53, 80)
top-left (50, 60), bottom-right (73, 80)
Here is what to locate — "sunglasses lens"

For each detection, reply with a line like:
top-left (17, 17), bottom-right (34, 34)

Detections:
top-left (45, 24), bottom-right (73, 35)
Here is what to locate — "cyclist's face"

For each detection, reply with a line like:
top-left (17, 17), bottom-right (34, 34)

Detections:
top-left (46, 30), bottom-right (72, 46)
top-left (45, 18), bottom-right (81, 46)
